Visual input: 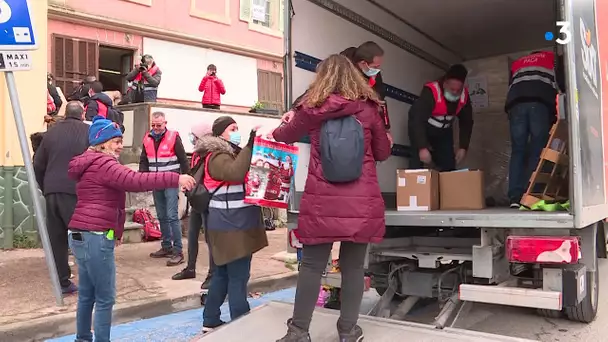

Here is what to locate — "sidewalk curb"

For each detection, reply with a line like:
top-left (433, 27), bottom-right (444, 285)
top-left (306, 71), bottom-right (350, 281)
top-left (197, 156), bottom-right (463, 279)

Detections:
top-left (0, 271), bottom-right (298, 342)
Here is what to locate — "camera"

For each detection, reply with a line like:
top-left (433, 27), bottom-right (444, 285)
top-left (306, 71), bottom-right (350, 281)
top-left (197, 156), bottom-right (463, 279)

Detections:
top-left (210, 71), bottom-right (216, 77)
top-left (138, 56), bottom-right (148, 71)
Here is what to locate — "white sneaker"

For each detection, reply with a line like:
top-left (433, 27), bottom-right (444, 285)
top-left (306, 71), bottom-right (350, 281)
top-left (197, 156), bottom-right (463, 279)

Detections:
top-left (510, 203), bottom-right (521, 209)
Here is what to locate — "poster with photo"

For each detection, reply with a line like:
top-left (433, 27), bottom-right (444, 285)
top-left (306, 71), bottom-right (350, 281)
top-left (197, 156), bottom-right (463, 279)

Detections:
top-left (245, 137), bottom-right (299, 209)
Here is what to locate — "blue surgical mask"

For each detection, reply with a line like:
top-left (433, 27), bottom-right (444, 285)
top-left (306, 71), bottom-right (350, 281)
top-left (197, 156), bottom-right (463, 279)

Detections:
top-left (364, 67), bottom-right (381, 77)
top-left (188, 133), bottom-right (197, 145)
top-left (229, 131), bottom-right (241, 145)
top-left (444, 90), bottom-right (461, 102)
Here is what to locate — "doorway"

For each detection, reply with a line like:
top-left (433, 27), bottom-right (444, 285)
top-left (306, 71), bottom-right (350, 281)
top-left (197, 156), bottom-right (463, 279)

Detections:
top-left (99, 45), bottom-right (135, 94)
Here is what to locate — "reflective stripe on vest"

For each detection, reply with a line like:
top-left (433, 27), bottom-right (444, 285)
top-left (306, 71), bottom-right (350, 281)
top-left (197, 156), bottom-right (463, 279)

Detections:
top-left (202, 154), bottom-right (258, 230)
top-left (425, 81), bottom-right (468, 129)
top-left (143, 130), bottom-right (180, 172)
top-left (510, 51), bottom-right (557, 89)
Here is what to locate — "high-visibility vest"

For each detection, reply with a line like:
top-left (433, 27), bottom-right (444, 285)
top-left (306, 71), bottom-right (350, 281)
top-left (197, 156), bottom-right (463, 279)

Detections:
top-left (510, 51), bottom-right (557, 90)
top-left (143, 130), bottom-right (180, 172)
top-left (425, 81), bottom-right (468, 129)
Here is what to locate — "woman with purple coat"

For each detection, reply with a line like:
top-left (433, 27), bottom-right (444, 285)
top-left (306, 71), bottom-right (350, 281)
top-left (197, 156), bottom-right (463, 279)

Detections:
top-left (67, 116), bottom-right (195, 342)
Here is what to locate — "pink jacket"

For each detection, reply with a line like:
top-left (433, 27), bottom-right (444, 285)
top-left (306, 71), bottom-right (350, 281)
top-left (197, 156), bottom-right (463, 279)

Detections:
top-left (68, 150), bottom-right (179, 239)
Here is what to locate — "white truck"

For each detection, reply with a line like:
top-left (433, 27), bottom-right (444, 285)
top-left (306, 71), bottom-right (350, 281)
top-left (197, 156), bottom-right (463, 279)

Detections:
top-left (204, 0), bottom-right (608, 340)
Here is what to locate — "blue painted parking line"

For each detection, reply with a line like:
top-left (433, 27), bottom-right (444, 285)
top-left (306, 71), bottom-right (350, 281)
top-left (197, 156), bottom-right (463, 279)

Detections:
top-left (46, 287), bottom-right (297, 342)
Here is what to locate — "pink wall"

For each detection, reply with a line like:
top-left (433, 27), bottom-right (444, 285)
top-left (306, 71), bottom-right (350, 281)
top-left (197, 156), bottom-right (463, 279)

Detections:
top-left (53, 0), bottom-right (283, 55)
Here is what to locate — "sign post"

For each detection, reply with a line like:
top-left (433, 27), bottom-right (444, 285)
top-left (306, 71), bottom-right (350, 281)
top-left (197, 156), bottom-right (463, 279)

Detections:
top-left (0, 0), bottom-right (63, 306)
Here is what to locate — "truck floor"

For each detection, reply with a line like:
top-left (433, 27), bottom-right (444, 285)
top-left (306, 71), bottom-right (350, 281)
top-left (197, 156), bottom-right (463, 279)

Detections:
top-left (198, 301), bottom-right (538, 342)
top-left (385, 208), bottom-right (573, 228)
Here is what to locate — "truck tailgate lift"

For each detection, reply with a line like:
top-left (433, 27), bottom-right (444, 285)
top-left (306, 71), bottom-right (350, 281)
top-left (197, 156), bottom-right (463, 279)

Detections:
top-left (198, 301), bottom-right (538, 342)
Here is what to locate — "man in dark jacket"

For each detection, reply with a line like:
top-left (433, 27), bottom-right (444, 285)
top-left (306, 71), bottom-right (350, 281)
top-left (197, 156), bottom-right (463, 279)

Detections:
top-left (67, 75), bottom-right (97, 102)
top-left (139, 112), bottom-right (189, 265)
top-left (85, 81), bottom-right (125, 130)
top-left (505, 50), bottom-right (562, 208)
top-left (34, 101), bottom-right (90, 294)
top-left (408, 64), bottom-right (474, 171)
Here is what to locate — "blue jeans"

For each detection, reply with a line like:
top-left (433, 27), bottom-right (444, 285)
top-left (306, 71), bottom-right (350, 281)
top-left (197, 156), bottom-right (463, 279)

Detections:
top-left (68, 231), bottom-right (116, 342)
top-left (153, 188), bottom-right (182, 254)
top-left (508, 102), bottom-right (552, 202)
top-left (202, 255), bottom-right (252, 327)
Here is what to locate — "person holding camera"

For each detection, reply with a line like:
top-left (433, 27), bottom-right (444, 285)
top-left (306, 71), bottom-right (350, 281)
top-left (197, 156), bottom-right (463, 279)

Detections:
top-left (198, 64), bottom-right (226, 110)
top-left (126, 54), bottom-right (162, 103)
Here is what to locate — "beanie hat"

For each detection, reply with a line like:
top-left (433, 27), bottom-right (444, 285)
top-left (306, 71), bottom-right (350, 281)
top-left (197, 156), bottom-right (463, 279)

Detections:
top-left (191, 121), bottom-right (213, 138)
top-left (212, 116), bottom-right (236, 137)
top-left (445, 64), bottom-right (468, 82)
top-left (89, 115), bottom-right (123, 146)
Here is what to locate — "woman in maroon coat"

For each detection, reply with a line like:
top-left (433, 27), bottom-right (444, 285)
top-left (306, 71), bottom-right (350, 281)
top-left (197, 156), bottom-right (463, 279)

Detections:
top-left (67, 116), bottom-right (195, 342)
top-left (272, 54), bottom-right (391, 342)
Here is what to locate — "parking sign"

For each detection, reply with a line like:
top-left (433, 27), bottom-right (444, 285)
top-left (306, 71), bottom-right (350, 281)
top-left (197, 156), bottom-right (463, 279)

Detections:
top-left (0, 0), bottom-right (37, 50)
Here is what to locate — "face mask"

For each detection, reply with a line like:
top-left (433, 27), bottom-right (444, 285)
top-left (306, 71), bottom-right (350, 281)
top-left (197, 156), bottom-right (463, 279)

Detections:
top-left (364, 67), bottom-right (381, 77)
top-left (229, 131), bottom-right (241, 145)
top-left (188, 133), bottom-right (197, 145)
top-left (444, 90), bottom-right (461, 102)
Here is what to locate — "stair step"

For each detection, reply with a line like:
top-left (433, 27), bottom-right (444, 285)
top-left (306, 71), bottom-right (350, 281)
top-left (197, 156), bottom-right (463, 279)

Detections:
top-left (124, 221), bottom-right (143, 230)
top-left (122, 222), bottom-right (143, 244)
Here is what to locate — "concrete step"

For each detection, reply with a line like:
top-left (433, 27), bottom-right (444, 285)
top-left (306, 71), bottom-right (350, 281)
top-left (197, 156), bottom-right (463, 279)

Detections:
top-left (122, 221), bottom-right (143, 244)
top-left (125, 207), bottom-right (137, 222)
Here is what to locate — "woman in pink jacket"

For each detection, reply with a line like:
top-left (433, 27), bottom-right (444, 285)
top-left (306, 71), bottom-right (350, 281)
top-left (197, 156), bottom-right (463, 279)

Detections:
top-left (67, 116), bottom-right (195, 342)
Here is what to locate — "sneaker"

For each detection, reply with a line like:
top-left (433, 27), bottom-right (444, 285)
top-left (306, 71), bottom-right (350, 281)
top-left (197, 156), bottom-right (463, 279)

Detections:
top-left (61, 282), bottom-right (78, 295)
top-left (339, 325), bottom-right (364, 342)
top-left (167, 253), bottom-right (185, 266)
top-left (172, 267), bottom-right (196, 280)
top-left (202, 321), bottom-right (225, 334)
top-left (510, 203), bottom-right (521, 209)
top-left (201, 273), bottom-right (213, 290)
top-left (276, 319), bottom-right (311, 342)
top-left (150, 248), bottom-right (173, 258)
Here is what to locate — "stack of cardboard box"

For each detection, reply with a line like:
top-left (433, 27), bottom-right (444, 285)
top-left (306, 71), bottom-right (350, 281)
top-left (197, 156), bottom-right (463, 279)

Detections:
top-left (396, 169), bottom-right (485, 211)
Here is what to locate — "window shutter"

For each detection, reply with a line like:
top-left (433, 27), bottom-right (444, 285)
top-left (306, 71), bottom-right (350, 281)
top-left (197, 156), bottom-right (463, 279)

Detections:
top-left (240, 0), bottom-right (252, 21)
top-left (257, 70), bottom-right (283, 111)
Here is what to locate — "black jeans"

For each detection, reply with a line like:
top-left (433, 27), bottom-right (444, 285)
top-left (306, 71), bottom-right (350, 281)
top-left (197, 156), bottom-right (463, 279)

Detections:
top-left (291, 242), bottom-right (368, 332)
top-left (187, 211), bottom-right (216, 275)
top-left (203, 104), bottom-right (220, 110)
top-left (408, 125), bottom-right (456, 171)
top-left (46, 193), bottom-right (77, 288)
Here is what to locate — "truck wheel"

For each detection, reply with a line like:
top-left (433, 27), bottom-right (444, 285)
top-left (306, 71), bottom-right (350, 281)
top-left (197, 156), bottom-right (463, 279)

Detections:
top-left (536, 308), bottom-right (563, 318)
top-left (565, 261), bottom-right (599, 323)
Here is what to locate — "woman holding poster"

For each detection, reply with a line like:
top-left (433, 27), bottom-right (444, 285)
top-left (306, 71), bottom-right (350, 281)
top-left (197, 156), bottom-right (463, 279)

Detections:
top-left (271, 54), bottom-right (392, 342)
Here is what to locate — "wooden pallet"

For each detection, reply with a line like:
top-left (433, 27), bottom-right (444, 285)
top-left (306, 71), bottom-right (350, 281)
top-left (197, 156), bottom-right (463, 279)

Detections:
top-left (520, 119), bottom-right (569, 208)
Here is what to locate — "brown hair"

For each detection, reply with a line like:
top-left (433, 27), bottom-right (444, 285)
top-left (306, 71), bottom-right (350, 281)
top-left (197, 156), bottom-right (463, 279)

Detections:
top-left (304, 54), bottom-right (380, 107)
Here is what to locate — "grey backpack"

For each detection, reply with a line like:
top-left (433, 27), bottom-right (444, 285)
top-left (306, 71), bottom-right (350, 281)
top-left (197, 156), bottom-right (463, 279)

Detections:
top-left (320, 116), bottom-right (365, 183)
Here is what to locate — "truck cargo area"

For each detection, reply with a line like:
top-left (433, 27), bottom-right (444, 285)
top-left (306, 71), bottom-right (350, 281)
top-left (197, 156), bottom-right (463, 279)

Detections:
top-left (290, 0), bottom-right (578, 229)
top-left (199, 301), bottom-right (537, 342)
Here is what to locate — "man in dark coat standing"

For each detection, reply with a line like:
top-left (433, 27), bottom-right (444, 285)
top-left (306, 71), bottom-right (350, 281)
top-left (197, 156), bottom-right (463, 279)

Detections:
top-left (34, 101), bottom-right (90, 294)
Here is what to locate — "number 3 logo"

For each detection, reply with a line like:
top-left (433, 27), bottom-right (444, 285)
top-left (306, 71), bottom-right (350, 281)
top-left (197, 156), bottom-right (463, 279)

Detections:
top-left (556, 21), bottom-right (572, 45)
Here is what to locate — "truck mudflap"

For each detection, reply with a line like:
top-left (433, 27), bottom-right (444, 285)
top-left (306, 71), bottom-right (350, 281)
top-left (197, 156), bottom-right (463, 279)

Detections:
top-left (197, 301), bottom-right (538, 342)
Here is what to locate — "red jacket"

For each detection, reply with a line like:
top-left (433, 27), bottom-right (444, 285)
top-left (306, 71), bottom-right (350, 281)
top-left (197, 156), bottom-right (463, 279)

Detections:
top-left (68, 150), bottom-right (179, 239)
top-left (272, 94), bottom-right (391, 245)
top-left (198, 76), bottom-right (226, 105)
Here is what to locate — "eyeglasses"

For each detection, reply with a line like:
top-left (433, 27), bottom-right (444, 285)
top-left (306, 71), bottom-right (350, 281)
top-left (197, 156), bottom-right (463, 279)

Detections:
top-left (151, 124), bottom-right (164, 128)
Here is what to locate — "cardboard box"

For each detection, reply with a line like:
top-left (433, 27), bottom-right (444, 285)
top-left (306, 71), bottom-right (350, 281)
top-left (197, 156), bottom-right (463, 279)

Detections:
top-left (440, 170), bottom-right (485, 210)
top-left (396, 169), bottom-right (439, 211)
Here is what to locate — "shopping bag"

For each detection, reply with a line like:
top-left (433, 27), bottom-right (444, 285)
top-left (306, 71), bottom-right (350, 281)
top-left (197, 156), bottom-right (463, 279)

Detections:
top-left (244, 137), bottom-right (299, 209)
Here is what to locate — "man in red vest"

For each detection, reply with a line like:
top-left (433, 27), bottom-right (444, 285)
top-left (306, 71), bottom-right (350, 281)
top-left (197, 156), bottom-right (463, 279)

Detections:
top-left (140, 112), bottom-right (189, 266)
top-left (127, 54), bottom-right (162, 103)
top-left (408, 64), bottom-right (474, 171)
top-left (505, 50), bottom-right (561, 208)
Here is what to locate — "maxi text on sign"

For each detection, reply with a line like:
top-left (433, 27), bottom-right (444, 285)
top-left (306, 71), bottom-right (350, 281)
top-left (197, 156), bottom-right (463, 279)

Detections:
top-left (0, 51), bottom-right (31, 70)
top-left (0, 0), bottom-right (37, 51)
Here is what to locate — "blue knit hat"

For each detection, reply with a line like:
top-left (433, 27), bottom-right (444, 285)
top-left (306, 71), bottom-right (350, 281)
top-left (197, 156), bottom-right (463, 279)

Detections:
top-left (89, 115), bottom-right (123, 146)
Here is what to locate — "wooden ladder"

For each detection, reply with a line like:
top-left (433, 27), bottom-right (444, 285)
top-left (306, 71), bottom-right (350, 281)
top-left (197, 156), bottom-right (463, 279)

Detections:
top-left (520, 119), bottom-right (569, 208)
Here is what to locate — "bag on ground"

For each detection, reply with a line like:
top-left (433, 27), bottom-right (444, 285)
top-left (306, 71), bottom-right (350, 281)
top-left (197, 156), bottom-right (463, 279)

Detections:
top-left (132, 208), bottom-right (162, 241)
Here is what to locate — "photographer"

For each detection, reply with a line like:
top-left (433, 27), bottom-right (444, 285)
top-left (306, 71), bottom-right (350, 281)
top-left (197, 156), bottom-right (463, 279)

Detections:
top-left (126, 54), bottom-right (162, 103)
top-left (198, 64), bottom-right (226, 109)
